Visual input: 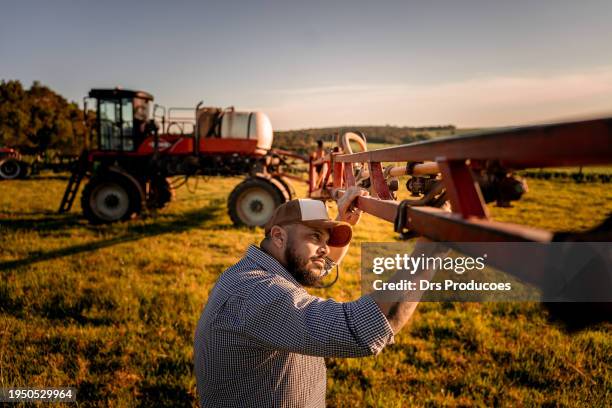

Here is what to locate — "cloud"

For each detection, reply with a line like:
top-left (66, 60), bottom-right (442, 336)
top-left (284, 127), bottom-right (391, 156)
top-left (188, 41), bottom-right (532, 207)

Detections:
top-left (262, 66), bottom-right (612, 129)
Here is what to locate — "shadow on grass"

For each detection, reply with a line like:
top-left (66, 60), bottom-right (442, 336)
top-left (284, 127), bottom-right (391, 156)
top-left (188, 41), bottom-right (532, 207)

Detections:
top-left (29, 174), bottom-right (71, 181)
top-left (0, 203), bottom-right (223, 272)
top-left (136, 383), bottom-right (195, 407)
top-left (0, 212), bottom-right (83, 233)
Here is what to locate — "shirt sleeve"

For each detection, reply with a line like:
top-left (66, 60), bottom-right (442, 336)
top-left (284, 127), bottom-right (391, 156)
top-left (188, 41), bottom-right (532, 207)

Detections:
top-left (238, 277), bottom-right (395, 358)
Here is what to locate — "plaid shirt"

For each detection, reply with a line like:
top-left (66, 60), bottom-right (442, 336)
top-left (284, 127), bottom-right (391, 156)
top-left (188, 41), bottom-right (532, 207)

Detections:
top-left (194, 245), bottom-right (395, 408)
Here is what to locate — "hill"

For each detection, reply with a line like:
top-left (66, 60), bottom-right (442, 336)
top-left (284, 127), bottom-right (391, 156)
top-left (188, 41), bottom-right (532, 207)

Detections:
top-left (273, 125), bottom-right (459, 154)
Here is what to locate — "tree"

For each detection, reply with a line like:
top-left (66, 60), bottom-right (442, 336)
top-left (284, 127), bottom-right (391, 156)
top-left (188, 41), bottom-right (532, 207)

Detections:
top-left (0, 80), bottom-right (88, 154)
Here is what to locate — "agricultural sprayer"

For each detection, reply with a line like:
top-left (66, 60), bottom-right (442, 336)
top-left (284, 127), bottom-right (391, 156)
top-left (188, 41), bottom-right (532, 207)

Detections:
top-left (57, 88), bottom-right (306, 224)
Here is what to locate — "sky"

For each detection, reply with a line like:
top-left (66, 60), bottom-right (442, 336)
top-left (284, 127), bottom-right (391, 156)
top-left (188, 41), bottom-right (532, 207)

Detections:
top-left (1, 0), bottom-right (612, 130)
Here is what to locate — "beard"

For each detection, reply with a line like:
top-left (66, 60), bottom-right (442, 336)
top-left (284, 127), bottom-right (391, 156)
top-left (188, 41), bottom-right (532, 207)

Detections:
top-left (284, 239), bottom-right (325, 287)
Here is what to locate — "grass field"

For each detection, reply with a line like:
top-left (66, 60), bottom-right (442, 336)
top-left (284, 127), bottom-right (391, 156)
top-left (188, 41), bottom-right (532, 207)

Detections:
top-left (0, 173), bottom-right (610, 407)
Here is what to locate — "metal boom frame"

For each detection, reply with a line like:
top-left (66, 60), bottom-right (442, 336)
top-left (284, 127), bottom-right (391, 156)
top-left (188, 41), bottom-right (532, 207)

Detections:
top-left (325, 116), bottom-right (612, 243)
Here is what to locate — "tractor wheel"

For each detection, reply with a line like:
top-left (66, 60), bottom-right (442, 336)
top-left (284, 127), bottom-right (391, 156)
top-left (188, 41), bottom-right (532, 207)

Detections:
top-left (148, 177), bottom-right (175, 210)
top-left (228, 178), bottom-right (286, 227)
top-left (0, 158), bottom-right (23, 180)
top-left (81, 174), bottom-right (142, 224)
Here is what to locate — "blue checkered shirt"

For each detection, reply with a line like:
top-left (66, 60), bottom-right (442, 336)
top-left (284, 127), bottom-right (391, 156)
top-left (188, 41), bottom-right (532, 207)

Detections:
top-left (194, 245), bottom-right (395, 407)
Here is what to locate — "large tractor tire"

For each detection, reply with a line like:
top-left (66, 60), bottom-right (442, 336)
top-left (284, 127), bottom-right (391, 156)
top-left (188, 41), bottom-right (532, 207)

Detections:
top-left (228, 177), bottom-right (287, 227)
top-left (81, 173), bottom-right (143, 224)
top-left (0, 158), bottom-right (25, 180)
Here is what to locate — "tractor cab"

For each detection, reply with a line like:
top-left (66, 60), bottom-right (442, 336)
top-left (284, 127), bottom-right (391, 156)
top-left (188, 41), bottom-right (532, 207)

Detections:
top-left (88, 88), bottom-right (154, 151)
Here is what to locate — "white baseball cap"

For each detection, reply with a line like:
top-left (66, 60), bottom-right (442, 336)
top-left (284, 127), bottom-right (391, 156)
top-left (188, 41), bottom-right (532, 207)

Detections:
top-left (264, 199), bottom-right (352, 247)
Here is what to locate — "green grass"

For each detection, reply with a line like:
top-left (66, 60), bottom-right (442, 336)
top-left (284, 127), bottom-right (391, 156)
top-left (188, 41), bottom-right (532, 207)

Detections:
top-left (0, 173), bottom-right (610, 407)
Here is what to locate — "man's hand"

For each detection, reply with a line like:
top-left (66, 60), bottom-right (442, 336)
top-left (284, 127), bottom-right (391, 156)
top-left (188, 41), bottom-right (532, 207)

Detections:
top-left (335, 186), bottom-right (369, 226)
top-left (325, 186), bottom-right (368, 267)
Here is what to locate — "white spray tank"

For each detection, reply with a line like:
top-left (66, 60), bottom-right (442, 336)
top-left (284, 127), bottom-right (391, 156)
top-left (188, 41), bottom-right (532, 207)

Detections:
top-left (197, 106), bottom-right (273, 153)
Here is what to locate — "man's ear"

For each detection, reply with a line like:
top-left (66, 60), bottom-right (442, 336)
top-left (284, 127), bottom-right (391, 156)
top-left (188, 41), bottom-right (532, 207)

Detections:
top-left (270, 225), bottom-right (288, 249)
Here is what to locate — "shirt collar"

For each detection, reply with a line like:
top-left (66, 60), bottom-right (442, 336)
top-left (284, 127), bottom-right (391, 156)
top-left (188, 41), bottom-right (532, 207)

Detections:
top-left (246, 244), bottom-right (301, 287)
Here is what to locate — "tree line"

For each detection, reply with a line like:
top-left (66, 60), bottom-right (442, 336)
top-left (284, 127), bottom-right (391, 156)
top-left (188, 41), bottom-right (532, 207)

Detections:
top-left (0, 80), bottom-right (91, 154)
top-left (0, 80), bottom-right (456, 155)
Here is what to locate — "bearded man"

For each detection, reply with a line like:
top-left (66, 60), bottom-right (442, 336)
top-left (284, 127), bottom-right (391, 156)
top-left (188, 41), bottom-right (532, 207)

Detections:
top-left (194, 187), bottom-right (425, 407)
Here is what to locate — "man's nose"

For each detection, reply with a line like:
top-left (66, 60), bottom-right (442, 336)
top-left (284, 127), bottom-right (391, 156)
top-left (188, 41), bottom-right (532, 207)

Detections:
top-left (318, 244), bottom-right (329, 257)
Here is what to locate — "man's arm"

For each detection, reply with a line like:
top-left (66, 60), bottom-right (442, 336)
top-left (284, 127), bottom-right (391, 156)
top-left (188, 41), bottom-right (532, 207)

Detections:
top-left (372, 239), bottom-right (448, 333)
top-left (334, 186), bottom-right (449, 334)
top-left (239, 275), bottom-right (394, 358)
top-left (326, 186), bottom-right (369, 265)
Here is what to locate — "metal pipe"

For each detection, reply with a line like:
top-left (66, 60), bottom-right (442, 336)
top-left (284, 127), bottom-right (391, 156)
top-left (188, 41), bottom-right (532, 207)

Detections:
top-left (332, 189), bottom-right (551, 242)
top-left (194, 101), bottom-right (204, 156)
top-left (348, 161), bottom-right (441, 181)
top-left (82, 97), bottom-right (89, 150)
top-left (387, 161), bottom-right (440, 177)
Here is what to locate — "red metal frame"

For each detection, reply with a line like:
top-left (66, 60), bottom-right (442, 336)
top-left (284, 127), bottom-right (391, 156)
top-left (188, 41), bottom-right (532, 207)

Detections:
top-left (326, 116), bottom-right (612, 243)
top-left (437, 159), bottom-right (488, 218)
top-left (335, 117), bottom-right (612, 168)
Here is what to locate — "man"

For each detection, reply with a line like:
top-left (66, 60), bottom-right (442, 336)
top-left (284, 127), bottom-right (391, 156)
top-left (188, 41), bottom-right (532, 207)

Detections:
top-left (194, 187), bottom-right (427, 407)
